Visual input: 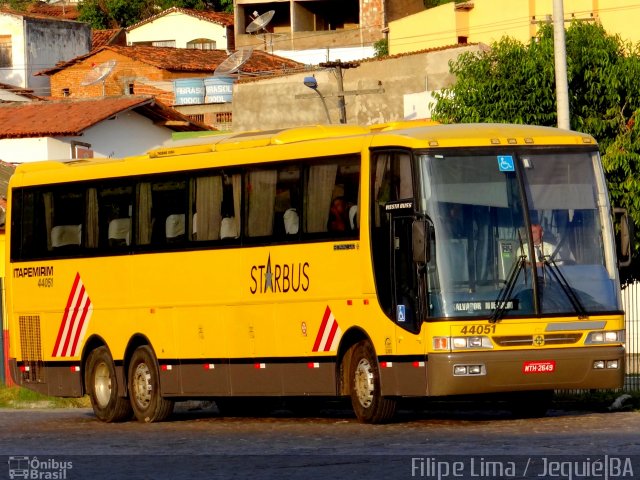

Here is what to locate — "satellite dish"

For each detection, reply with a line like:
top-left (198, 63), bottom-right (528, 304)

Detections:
top-left (214, 48), bottom-right (253, 76)
top-left (246, 10), bottom-right (275, 34)
top-left (81, 59), bottom-right (117, 86)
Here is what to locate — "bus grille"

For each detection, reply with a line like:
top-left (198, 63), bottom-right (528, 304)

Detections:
top-left (18, 315), bottom-right (44, 383)
top-left (492, 333), bottom-right (583, 347)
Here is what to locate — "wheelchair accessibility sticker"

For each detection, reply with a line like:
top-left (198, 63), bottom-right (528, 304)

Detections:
top-left (497, 155), bottom-right (515, 172)
top-left (397, 304), bottom-right (406, 322)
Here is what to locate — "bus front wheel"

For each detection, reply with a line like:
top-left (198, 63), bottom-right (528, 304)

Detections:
top-left (128, 345), bottom-right (174, 422)
top-left (85, 346), bottom-right (132, 422)
top-left (348, 340), bottom-right (397, 423)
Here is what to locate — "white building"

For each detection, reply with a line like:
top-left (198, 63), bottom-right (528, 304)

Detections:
top-left (0, 96), bottom-right (209, 163)
top-left (126, 7), bottom-right (235, 51)
top-left (0, 11), bottom-right (90, 96)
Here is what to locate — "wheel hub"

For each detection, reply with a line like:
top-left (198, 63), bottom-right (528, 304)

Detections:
top-left (354, 358), bottom-right (375, 408)
top-left (94, 362), bottom-right (112, 408)
top-left (132, 363), bottom-right (152, 409)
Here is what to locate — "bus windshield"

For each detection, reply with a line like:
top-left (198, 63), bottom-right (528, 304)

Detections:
top-left (415, 149), bottom-right (621, 319)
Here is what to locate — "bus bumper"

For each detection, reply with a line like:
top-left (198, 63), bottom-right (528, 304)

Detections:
top-left (426, 346), bottom-right (624, 396)
top-left (9, 358), bottom-right (83, 397)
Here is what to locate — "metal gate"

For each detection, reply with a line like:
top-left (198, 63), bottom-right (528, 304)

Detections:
top-left (622, 282), bottom-right (640, 391)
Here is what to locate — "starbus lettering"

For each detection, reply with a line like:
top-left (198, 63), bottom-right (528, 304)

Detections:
top-left (250, 254), bottom-right (310, 294)
top-left (13, 266), bottom-right (54, 278)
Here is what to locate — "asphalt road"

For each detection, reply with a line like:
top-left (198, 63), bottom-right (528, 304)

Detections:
top-left (1, 401), bottom-right (639, 480)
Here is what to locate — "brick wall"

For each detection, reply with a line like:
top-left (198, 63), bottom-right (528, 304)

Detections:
top-left (48, 50), bottom-right (195, 99)
top-left (360, 0), bottom-right (385, 29)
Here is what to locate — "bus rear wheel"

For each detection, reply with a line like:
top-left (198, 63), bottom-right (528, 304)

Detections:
top-left (348, 340), bottom-right (397, 423)
top-left (128, 345), bottom-right (174, 422)
top-left (85, 346), bottom-right (132, 422)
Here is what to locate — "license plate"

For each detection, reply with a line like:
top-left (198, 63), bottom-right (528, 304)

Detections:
top-left (522, 360), bottom-right (556, 374)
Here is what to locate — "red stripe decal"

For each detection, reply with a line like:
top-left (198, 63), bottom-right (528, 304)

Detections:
top-left (323, 316), bottom-right (339, 352)
top-left (52, 273), bottom-right (80, 356)
top-left (312, 305), bottom-right (331, 352)
top-left (52, 273), bottom-right (93, 358)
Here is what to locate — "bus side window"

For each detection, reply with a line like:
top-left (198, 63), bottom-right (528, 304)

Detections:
top-left (46, 188), bottom-right (85, 252)
top-left (192, 175), bottom-right (222, 241)
top-left (304, 158), bottom-right (359, 237)
top-left (246, 169), bottom-right (277, 238)
top-left (221, 174), bottom-right (241, 239)
top-left (98, 183), bottom-right (133, 248)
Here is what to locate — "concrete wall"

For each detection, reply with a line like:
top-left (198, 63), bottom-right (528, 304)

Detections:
top-left (0, 14), bottom-right (90, 94)
top-left (232, 45), bottom-right (480, 130)
top-left (390, 0), bottom-right (640, 55)
top-left (25, 18), bottom-right (91, 96)
top-left (127, 11), bottom-right (230, 50)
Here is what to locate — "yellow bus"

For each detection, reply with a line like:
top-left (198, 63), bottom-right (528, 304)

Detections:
top-left (5, 122), bottom-right (627, 423)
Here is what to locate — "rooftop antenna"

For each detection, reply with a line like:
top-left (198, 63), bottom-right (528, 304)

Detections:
top-left (245, 10), bottom-right (275, 51)
top-left (80, 59), bottom-right (117, 96)
top-left (214, 48), bottom-right (253, 76)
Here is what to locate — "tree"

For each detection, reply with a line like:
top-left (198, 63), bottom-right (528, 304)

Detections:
top-left (432, 22), bottom-right (640, 281)
top-left (373, 38), bottom-right (388, 57)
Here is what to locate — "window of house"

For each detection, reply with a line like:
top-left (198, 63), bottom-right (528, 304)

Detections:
top-left (188, 114), bottom-right (205, 124)
top-left (187, 38), bottom-right (216, 50)
top-left (62, 88), bottom-right (70, 97)
top-left (153, 40), bottom-right (176, 47)
top-left (0, 35), bottom-right (12, 68)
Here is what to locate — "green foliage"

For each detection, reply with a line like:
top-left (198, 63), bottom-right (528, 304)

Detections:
top-left (373, 38), bottom-right (388, 58)
top-left (0, 385), bottom-right (90, 408)
top-left (432, 22), bottom-right (640, 280)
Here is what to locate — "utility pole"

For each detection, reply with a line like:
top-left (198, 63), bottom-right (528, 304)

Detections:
top-left (553, 0), bottom-right (570, 129)
top-left (295, 61), bottom-right (384, 124)
top-left (319, 60), bottom-right (360, 124)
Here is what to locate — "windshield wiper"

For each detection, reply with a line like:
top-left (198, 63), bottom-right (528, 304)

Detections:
top-left (542, 257), bottom-right (588, 319)
top-left (490, 255), bottom-right (525, 323)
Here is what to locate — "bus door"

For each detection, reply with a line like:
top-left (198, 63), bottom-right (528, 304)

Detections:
top-left (387, 200), bottom-right (424, 337)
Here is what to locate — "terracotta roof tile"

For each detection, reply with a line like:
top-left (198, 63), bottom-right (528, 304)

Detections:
top-left (0, 82), bottom-right (43, 101)
top-left (38, 45), bottom-right (304, 77)
top-left (27, 3), bottom-right (80, 20)
top-left (92, 28), bottom-right (127, 49)
top-left (0, 96), bottom-right (209, 138)
top-left (0, 4), bottom-right (79, 22)
top-left (126, 7), bottom-right (234, 31)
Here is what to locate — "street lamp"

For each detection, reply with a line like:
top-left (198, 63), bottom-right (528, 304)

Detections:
top-left (303, 76), bottom-right (332, 124)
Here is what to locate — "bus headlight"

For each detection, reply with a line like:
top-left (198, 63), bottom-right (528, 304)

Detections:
top-left (433, 336), bottom-right (493, 351)
top-left (585, 330), bottom-right (624, 344)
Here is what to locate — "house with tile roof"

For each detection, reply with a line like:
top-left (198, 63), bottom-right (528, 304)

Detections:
top-left (126, 7), bottom-right (235, 51)
top-left (37, 45), bottom-right (303, 130)
top-left (24, 1), bottom-right (80, 21)
top-left (92, 28), bottom-right (127, 50)
top-left (0, 82), bottom-right (41, 102)
top-left (0, 9), bottom-right (90, 95)
top-left (0, 96), bottom-right (210, 164)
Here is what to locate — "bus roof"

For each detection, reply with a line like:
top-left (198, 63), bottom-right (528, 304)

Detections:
top-left (10, 122), bottom-right (596, 184)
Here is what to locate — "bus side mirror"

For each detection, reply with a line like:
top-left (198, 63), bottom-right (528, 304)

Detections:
top-left (412, 219), bottom-right (430, 264)
top-left (614, 208), bottom-right (632, 267)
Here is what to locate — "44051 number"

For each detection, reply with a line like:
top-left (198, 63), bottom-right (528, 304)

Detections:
top-left (38, 277), bottom-right (54, 288)
top-left (459, 324), bottom-right (496, 335)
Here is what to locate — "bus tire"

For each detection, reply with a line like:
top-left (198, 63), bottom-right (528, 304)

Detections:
top-left (128, 345), bottom-right (174, 423)
top-left (348, 340), bottom-right (397, 423)
top-left (85, 346), bottom-right (132, 423)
